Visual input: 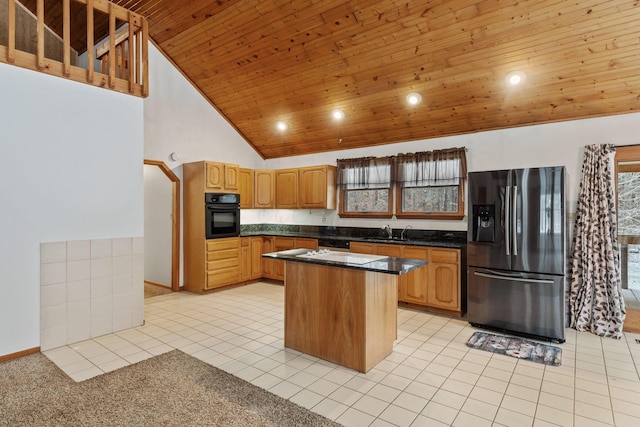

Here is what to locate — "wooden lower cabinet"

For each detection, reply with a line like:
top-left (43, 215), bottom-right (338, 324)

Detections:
top-left (272, 237), bottom-right (318, 281)
top-left (350, 242), bottom-right (462, 315)
top-left (240, 237), bottom-right (264, 281)
top-left (205, 238), bottom-right (240, 290)
top-left (250, 237), bottom-right (263, 279)
top-left (262, 237), bottom-right (275, 279)
top-left (427, 248), bottom-right (460, 310)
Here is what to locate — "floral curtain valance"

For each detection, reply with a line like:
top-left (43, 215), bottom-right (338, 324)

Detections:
top-left (336, 156), bottom-right (393, 190)
top-left (395, 147), bottom-right (467, 188)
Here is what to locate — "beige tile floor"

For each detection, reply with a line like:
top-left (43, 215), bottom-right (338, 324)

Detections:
top-left (44, 282), bottom-right (640, 427)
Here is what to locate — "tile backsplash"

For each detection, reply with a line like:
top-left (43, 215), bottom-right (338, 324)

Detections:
top-left (40, 237), bottom-right (144, 351)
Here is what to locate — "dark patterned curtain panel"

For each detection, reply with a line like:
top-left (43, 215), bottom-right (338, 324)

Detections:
top-left (336, 156), bottom-right (392, 189)
top-left (569, 144), bottom-right (626, 339)
top-left (394, 147), bottom-right (467, 187)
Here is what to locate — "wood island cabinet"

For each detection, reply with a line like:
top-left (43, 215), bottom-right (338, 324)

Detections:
top-left (349, 242), bottom-right (463, 316)
top-left (238, 168), bottom-right (254, 208)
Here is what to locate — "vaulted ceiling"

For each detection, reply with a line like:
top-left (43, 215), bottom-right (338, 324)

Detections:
top-left (21, 1), bottom-right (640, 159)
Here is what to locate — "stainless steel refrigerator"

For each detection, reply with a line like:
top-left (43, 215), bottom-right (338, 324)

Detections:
top-left (467, 166), bottom-right (566, 343)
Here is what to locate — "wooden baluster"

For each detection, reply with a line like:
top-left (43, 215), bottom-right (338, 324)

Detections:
top-left (135, 28), bottom-right (141, 86)
top-left (87, 0), bottom-right (94, 83)
top-left (63, 0), bottom-right (71, 77)
top-left (142, 18), bottom-right (149, 97)
top-left (128, 11), bottom-right (135, 93)
top-left (37, 0), bottom-right (45, 70)
top-left (7, 0), bottom-right (16, 63)
top-left (108, 2), bottom-right (116, 88)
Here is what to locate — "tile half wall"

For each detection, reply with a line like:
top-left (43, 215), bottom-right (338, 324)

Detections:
top-left (40, 237), bottom-right (144, 351)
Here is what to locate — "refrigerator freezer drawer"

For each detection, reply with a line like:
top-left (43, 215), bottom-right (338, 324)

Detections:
top-left (467, 267), bottom-right (565, 342)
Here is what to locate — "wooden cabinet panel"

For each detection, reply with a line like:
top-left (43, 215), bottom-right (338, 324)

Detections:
top-left (298, 165), bottom-right (336, 209)
top-left (274, 237), bottom-right (295, 280)
top-left (251, 237), bottom-right (263, 279)
top-left (205, 237), bottom-right (239, 289)
top-left (238, 168), bottom-right (254, 209)
top-left (349, 242), bottom-right (461, 313)
top-left (275, 169), bottom-right (298, 208)
top-left (375, 244), bottom-right (403, 257)
top-left (204, 162), bottom-right (239, 192)
top-left (205, 162), bottom-right (224, 190)
top-left (254, 170), bottom-right (275, 208)
top-left (294, 238), bottom-right (318, 250)
top-left (224, 164), bottom-right (239, 191)
top-left (262, 237), bottom-right (275, 279)
top-left (402, 247), bottom-right (429, 305)
top-left (427, 248), bottom-right (460, 311)
top-left (349, 242), bottom-right (376, 254)
top-left (240, 238), bottom-right (251, 282)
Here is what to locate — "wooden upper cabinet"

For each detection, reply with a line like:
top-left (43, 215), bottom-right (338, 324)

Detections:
top-left (275, 168), bottom-right (299, 209)
top-left (254, 170), bottom-right (275, 208)
top-left (238, 168), bottom-right (254, 208)
top-left (298, 165), bottom-right (336, 209)
top-left (205, 161), bottom-right (239, 192)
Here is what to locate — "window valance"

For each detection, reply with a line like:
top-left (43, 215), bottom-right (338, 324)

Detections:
top-left (395, 148), bottom-right (467, 187)
top-left (336, 156), bottom-right (393, 190)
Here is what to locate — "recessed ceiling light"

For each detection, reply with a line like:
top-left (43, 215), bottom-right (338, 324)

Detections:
top-left (406, 92), bottom-right (422, 105)
top-left (506, 70), bottom-right (526, 86)
top-left (276, 121), bottom-right (288, 131)
top-left (332, 109), bottom-right (345, 120)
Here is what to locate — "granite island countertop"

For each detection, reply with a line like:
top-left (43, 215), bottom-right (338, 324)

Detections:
top-left (262, 248), bottom-right (428, 275)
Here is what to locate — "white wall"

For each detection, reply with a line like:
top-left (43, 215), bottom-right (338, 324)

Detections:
top-left (143, 43), bottom-right (265, 170)
top-left (255, 113), bottom-right (640, 230)
top-left (0, 63), bottom-right (143, 357)
top-left (143, 165), bottom-right (172, 286)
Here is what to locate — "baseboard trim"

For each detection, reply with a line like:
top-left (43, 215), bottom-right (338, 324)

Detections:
top-left (0, 347), bottom-right (40, 363)
top-left (144, 280), bottom-right (172, 289)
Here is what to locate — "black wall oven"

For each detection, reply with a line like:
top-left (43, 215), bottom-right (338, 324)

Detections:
top-left (205, 193), bottom-right (240, 239)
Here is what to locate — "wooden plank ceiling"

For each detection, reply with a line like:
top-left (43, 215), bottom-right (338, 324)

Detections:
top-left (24, 0), bottom-right (640, 159)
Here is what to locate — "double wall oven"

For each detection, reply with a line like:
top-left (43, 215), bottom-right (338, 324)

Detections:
top-left (205, 193), bottom-right (240, 239)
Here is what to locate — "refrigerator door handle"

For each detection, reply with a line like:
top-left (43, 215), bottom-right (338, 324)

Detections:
top-left (473, 271), bottom-right (555, 285)
top-left (505, 185), bottom-right (511, 256)
top-left (512, 185), bottom-right (518, 256)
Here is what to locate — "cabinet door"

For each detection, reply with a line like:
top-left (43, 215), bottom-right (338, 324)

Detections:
top-left (251, 237), bottom-right (263, 279)
top-left (205, 162), bottom-right (224, 190)
top-left (349, 242), bottom-right (376, 254)
top-left (274, 237), bottom-right (295, 280)
top-left (262, 237), bottom-right (274, 278)
top-left (402, 247), bottom-right (429, 305)
top-left (238, 168), bottom-right (254, 208)
top-left (224, 164), bottom-right (239, 191)
top-left (298, 165), bottom-right (336, 209)
top-left (240, 238), bottom-right (251, 281)
top-left (427, 249), bottom-right (460, 310)
top-left (275, 169), bottom-right (298, 208)
top-left (254, 170), bottom-right (275, 208)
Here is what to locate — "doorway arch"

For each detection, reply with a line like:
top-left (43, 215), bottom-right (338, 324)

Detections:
top-left (144, 159), bottom-right (180, 292)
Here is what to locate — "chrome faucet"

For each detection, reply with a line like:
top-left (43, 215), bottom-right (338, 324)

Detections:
top-left (383, 224), bottom-right (393, 239)
top-left (401, 225), bottom-right (413, 240)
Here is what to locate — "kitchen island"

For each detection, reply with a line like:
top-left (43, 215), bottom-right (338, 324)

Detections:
top-left (263, 249), bottom-right (427, 373)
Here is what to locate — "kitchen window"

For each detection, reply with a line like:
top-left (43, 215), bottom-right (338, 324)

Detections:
top-left (394, 148), bottom-right (467, 220)
top-left (337, 156), bottom-right (393, 218)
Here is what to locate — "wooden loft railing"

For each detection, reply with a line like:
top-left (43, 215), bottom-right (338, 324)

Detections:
top-left (0, 0), bottom-right (148, 97)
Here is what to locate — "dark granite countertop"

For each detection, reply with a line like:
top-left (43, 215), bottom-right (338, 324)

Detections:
top-left (241, 224), bottom-right (466, 249)
top-left (263, 248), bottom-right (427, 275)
